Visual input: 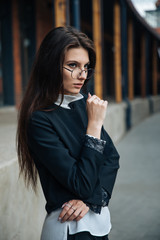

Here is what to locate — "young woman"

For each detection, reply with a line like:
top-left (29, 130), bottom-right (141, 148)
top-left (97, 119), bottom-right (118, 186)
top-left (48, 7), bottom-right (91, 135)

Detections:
top-left (17, 26), bottom-right (120, 240)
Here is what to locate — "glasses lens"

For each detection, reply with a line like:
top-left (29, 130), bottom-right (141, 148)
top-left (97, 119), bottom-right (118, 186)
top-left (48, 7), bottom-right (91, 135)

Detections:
top-left (72, 68), bottom-right (81, 79)
top-left (71, 68), bottom-right (94, 79)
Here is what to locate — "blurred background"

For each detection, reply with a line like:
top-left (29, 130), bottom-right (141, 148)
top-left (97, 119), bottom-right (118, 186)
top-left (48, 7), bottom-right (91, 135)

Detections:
top-left (0, 0), bottom-right (160, 239)
top-left (0, 0), bottom-right (160, 106)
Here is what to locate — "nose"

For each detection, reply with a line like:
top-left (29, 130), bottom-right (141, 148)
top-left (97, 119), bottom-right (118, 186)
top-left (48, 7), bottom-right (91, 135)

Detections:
top-left (78, 70), bottom-right (87, 80)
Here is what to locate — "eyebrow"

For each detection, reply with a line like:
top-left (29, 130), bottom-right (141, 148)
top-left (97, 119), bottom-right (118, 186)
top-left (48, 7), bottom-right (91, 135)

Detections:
top-left (65, 60), bottom-right (90, 65)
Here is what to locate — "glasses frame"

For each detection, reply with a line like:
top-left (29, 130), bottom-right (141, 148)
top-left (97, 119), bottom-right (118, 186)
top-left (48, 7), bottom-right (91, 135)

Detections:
top-left (63, 66), bottom-right (94, 80)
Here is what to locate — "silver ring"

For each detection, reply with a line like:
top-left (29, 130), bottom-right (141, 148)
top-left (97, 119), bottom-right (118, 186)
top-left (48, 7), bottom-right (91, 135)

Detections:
top-left (71, 206), bottom-right (76, 211)
top-left (65, 203), bottom-right (71, 208)
top-left (68, 202), bottom-right (72, 207)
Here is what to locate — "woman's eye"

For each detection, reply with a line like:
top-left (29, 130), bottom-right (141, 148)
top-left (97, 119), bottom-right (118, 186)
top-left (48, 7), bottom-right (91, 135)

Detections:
top-left (68, 63), bottom-right (77, 68)
top-left (84, 64), bottom-right (89, 70)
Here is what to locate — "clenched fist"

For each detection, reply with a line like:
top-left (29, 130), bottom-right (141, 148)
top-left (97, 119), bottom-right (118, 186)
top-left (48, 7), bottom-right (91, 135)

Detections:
top-left (86, 93), bottom-right (108, 139)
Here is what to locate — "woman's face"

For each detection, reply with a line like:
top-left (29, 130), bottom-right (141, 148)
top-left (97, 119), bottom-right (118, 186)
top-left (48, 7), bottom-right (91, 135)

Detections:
top-left (62, 47), bottom-right (90, 95)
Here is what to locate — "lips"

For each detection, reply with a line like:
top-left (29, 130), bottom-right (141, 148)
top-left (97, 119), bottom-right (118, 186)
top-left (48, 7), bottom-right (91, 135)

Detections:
top-left (73, 83), bottom-right (83, 87)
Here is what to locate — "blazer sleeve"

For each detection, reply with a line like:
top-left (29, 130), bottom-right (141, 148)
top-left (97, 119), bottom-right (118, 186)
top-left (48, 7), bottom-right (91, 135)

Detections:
top-left (100, 127), bottom-right (120, 199)
top-left (27, 111), bottom-right (105, 199)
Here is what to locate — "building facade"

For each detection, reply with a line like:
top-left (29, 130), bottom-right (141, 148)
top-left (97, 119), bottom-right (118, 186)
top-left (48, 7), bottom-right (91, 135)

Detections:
top-left (0, 0), bottom-right (160, 107)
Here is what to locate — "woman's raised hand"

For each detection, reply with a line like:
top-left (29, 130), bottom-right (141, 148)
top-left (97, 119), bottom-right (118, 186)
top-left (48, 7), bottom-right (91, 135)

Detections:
top-left (58, 200), bottom-right (89, 223)
top-left (86, 93), bottom-right (108, 139)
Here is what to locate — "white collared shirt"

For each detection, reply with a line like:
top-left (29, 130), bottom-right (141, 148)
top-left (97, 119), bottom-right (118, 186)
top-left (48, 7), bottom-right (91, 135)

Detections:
top-left (54, 93), bottom-right (84, 109)
top-left (41, 207), bottom-right (111, 240)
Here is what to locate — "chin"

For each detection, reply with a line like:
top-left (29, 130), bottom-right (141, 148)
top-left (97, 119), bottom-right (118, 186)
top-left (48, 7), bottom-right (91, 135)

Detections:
top-left (74, 90), bottom-right (81, 95)
top-left (64, 89), bottom-right (81, 95)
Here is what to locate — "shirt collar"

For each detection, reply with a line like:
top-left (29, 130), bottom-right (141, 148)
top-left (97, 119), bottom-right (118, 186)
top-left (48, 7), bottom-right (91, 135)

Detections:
top-left (54, 93), bottom-right (84, 109)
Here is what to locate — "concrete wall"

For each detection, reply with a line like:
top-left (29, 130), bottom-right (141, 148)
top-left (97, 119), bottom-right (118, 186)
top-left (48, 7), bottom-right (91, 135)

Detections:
top-left (130, 98), bottom-right (150, 127)
top-left (0, 159), bottom-right (45, 240)
top-left (149, 96), bottom-right (160, 113)
top-left (0, 96), bottom-right (160, 240)
top-left (103, 96), bottom-right (160, 142)
top-left (0, 107), bottom-right (46, 240)
top-left (103, 102), bottom-right (127, 142)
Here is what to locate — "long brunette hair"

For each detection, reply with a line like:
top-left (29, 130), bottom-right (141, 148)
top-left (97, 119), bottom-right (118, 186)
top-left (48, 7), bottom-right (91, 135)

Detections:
top-left (17, 26), bottom-right (96, 191)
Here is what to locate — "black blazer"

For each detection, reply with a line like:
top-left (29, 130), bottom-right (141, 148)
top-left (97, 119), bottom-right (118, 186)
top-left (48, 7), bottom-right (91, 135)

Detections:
top-left (27, 96), bottom-right (120, 214)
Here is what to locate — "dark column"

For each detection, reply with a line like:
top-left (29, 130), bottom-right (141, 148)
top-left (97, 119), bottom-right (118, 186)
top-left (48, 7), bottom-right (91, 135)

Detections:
top-left (18, 0), bottom-right (36, 92)
top-left (152, 40), bottom-right (158, 95)
top-left (145, 34), bottom-right (150, 96)
top-left (120, 0), bottom-right (131, 129)
top-left (120, 0), bottom-right (128, 100)
top-left (72, 0), bottom-right (80, 30)
top-left (127, 17), bottom-right (134, 100)
top-left (66, 0), bottom-right (70, 25)
top-left (140, 32), bottom-right (147, 98)
top-left (1, 0), bottom-right (14, 105)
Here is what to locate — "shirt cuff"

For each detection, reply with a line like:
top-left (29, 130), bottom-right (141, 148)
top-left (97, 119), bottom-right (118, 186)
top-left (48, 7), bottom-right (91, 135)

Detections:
top-left (102, 187), bottom-right (109, 207)
top-left (86, 203), bottom-right (101, 214)
top-left (84, 134), bottom-right (106, 154)
top-left (86, 188), bottom-right (109, 214)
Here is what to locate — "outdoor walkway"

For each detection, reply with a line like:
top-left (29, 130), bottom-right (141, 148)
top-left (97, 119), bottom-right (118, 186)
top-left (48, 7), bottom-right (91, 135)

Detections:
top-left (109, 113), bottom-right (160, 240)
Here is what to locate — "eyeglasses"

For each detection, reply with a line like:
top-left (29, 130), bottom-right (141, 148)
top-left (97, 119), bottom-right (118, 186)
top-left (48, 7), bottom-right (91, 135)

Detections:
top-left (63, 66), bottom-right (94, 79)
